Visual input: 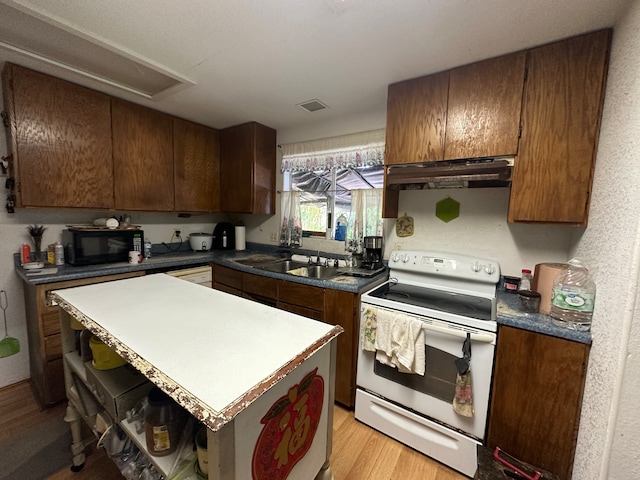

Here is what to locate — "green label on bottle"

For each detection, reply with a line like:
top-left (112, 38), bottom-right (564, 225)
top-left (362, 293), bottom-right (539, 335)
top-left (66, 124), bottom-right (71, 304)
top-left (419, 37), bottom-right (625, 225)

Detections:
top-left (551, 288), bottom-right (595, 312)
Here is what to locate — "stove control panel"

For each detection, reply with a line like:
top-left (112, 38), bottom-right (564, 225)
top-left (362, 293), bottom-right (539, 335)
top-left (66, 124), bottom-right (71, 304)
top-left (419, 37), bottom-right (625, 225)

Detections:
top-left (388, 250), bottom-right (500, 284)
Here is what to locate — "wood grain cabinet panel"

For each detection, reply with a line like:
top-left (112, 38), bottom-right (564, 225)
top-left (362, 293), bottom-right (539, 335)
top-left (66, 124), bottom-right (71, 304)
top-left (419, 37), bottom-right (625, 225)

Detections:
top-left (2, 63), bottom-right (114, 208)
top-left (242, 273), bottom-right (278, 306)
top-left (487, 325), bottom-right (590, 480)
top-left (445, 52), bottom-right (526, 160)
top-left (173, 118), bottom-right (220, 213)
top-left (112, 98), bottom-right (174, 211)
top-left (213, 265), bottom-right (361, 407)
top-left (21, 272), bottom-right (144, 407)
top-left (278, 281), bottom-right (325, 312)
top-left (508, 29), bottom-right (611, 225)
top-left (324, 289), bottom-right (358, 407)
top-left (212, 265), bottom-right (243, 292)
top-left (384, 72), bottom-right (449, 165)
top-left (220, 122), bottom-right (276, 214)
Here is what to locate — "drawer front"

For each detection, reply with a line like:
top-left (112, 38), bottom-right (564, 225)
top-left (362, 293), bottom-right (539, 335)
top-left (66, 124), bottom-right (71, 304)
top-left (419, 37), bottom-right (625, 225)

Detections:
top-left (277, 301), bottom-right (324, 321)
top-left (243, 273), bottom-right (277, 298)
top-left (278, 280), bottom-right (324, 312)
top-left (213, 265), bottom-right (242, 290)
top-left (214, 283), bottom-right (242, 297)
top-left (42, 309), bottom-right (61, 336)
top-left (44, 333), bottom-right (62, 361)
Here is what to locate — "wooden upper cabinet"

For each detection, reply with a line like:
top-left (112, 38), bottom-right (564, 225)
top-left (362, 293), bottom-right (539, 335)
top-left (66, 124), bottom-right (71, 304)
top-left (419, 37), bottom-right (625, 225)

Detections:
top-left (445, 52), bottom-right (526, 160)
top-left (112, 98), bottom-right (174, 211)
top-left (508, 30), bottom-right (611, 225)
top-left (2, 63), bottom-right (114, 208)
top-left (173, 118), bottom-right (220, 213)
top-left (384, 72), bottom-right (449, 165)
top-left (220, 122), bottom-right (276, 214)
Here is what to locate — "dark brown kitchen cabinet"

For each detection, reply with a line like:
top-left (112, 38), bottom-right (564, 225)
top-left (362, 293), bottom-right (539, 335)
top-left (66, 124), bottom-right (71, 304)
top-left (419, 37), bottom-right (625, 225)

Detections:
top-left (211, 264), bottom-right (361, 407)
top-left (508, 29), bottom-right (610, 225)
top-left (383, 54), bottom-right (525, 217)
top-left (277, 280), bottom-right (357, 407)
top-left (2, 63), bottom-right (114, 209)
top-left (444, 52), bottom-right (526, 160)
top-left (212, 264), bottom-right (242, 296)
top-left (21, 271), bottom-right (144, 408)
top-left (242, 272), bottom-right (278, 307)
top-left (173, 118), bottom-right (220, 213)
top-left (384, 72), bottom-right (449, 165)
top-left (383, 72), bottom-right (449, 217)
top-left (220, 122), bottom-right (276, 214)
top-left (487, 325), bottom-right (590, 480)
top-left (112, 98), bottom-right (175, 211)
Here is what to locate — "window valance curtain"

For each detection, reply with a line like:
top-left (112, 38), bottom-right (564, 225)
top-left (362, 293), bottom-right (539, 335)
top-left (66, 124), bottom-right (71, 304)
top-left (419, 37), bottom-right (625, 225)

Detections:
top-left (280, 129), bottom-right (385, 173)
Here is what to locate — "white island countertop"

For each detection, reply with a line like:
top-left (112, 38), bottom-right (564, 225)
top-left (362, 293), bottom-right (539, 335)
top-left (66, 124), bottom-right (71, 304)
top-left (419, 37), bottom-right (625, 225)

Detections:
top-left (51, 273), bottom-right (342, 431)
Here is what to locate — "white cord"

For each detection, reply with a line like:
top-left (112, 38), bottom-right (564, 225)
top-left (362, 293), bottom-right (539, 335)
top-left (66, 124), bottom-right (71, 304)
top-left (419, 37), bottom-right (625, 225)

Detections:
top-left (96, 422), bottom-right (114, 448)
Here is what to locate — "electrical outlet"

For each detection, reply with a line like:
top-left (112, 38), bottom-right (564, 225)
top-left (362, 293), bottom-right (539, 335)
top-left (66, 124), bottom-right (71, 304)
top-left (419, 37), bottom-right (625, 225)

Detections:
top-left (270, 231), bottom-right (278, 242)
top-left (394, 243), bottom-right (402, 251)
top-left (174, 229), bottom-right (181, 238)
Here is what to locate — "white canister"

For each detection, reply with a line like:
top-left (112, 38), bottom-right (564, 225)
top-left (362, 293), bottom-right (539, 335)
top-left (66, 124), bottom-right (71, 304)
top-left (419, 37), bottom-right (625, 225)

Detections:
top-left (235, 226), bottom-right (246, 250)
top-left (54, 242), bottom-right (65, 265)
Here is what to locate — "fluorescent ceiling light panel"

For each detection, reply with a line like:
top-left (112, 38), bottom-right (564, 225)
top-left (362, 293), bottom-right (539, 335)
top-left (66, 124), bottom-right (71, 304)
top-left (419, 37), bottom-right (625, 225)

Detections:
top-left (0, 1), bottom-right (194, 98)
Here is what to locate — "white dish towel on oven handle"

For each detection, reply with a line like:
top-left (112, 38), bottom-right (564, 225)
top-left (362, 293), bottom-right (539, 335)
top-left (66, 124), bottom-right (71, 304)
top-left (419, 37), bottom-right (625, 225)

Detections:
top-left (363, 306), bottom-right (425, 375)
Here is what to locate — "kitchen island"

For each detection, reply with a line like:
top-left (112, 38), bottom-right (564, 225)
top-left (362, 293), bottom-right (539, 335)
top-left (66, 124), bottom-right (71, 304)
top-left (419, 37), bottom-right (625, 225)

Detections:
top-left (51, 274), bottom-right (342, 479)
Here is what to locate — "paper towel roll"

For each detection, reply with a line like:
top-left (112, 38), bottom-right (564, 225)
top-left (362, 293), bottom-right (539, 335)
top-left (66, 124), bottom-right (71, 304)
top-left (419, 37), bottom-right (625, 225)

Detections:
top-left (235, 226), bottom-right (246, 250)
top-left (94, 217), bottom-right (119, 228)
top-left (533, 262), bottom-right (569, 314)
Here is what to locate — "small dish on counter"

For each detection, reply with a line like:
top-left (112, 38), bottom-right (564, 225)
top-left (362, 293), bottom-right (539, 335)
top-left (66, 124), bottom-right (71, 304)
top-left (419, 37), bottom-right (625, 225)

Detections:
top-left (22, 262), bottom-right (45, 270)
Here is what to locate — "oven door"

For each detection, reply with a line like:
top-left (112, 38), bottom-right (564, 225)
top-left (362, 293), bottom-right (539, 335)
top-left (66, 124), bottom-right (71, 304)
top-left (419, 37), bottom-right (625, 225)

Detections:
top-left (356, 303), bottom-right (496, 440)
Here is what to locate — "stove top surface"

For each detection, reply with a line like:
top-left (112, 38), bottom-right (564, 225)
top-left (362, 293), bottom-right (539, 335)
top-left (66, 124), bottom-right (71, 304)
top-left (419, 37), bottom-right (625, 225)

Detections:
top-left (367, 282), bottom-right (493, 321)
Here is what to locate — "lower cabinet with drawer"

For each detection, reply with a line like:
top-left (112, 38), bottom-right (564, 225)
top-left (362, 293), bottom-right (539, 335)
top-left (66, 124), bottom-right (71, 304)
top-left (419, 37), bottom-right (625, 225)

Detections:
top-left (21, 271), bottom-right (144, 407)
top-left (211, 264), bottom-right (361, 407)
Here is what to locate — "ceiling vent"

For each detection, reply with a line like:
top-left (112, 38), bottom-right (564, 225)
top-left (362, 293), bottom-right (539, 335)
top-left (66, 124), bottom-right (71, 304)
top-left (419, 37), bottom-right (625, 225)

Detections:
top-left (0, 1), bottom-right (195, 99)
top-left (297, 99), bottom-right (329, 113)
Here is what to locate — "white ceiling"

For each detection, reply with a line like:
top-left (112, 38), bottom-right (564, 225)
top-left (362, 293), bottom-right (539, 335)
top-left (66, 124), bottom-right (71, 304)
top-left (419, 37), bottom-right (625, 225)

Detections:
top-left (0, 0), bottom-right (633, 140)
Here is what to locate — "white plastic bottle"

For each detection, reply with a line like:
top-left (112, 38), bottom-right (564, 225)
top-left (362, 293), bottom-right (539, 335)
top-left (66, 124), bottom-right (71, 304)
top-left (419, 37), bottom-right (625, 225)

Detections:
top-left (549, 259), bottom-right (596, 331)
top-left (144, 239), bottom-right (152, 259)
top-left (519, 269), bottom-right (533, 292)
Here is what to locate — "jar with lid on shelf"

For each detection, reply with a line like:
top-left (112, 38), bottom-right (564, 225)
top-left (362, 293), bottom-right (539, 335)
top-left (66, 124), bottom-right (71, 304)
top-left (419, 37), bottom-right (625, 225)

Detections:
top-left (518, 268), bottom-right (541, 312)
top-left (144, 387), bottom-right (186, 457)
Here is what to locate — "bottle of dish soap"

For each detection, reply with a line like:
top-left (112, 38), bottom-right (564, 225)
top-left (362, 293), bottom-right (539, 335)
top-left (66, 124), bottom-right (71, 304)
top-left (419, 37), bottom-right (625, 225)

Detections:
top-left (335, 214), bottom-right (347, 241)
top-left (549, 259), bottom-right (596, 331)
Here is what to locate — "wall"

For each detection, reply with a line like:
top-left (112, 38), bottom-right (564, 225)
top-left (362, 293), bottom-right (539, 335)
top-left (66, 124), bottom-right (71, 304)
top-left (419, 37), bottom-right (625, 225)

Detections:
top-left (570, 1), bottom-right (640, 478)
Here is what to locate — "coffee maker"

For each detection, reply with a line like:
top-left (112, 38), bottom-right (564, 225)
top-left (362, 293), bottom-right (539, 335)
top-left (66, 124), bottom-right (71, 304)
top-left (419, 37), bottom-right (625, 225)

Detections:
top-left (362, 236), bottom-right (383, 270)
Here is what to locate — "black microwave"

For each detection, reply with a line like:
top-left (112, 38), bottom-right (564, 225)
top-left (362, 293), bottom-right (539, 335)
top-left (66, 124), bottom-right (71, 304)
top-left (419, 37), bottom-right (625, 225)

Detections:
top-left (62, 229), bottom-right (144, 266)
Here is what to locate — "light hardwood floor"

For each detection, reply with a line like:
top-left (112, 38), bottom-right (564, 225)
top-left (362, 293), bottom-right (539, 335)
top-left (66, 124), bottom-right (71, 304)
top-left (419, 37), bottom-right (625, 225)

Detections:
top-left (1, 381), bottom-right (466, 480)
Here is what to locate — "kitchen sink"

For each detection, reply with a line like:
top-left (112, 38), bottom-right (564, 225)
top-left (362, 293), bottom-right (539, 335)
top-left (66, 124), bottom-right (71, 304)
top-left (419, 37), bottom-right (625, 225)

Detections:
top-left (257, 260), bottom-right (341, 280)
top-left (257, 260), bottom-right (309, 274)
top-left (287, 265), bottom-right (341, 280)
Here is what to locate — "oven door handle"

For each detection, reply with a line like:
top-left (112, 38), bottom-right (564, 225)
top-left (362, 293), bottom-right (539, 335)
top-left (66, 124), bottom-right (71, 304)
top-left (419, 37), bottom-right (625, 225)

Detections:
top-left (421, 323), bottom-right (495, 343)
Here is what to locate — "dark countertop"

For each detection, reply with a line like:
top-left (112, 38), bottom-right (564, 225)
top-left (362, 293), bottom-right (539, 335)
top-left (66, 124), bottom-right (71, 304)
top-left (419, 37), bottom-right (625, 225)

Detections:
top-left (14, 242), bottom-right (386, 294)
top-left (15, 244), bottom-right (591, 342)
top-left (497, 289), bottom-right (592, 345)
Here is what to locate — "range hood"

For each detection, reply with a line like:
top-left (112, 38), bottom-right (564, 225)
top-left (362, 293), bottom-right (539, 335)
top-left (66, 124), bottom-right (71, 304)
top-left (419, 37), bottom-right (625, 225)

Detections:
top-left (385, 157), bottom-right (514, 189)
